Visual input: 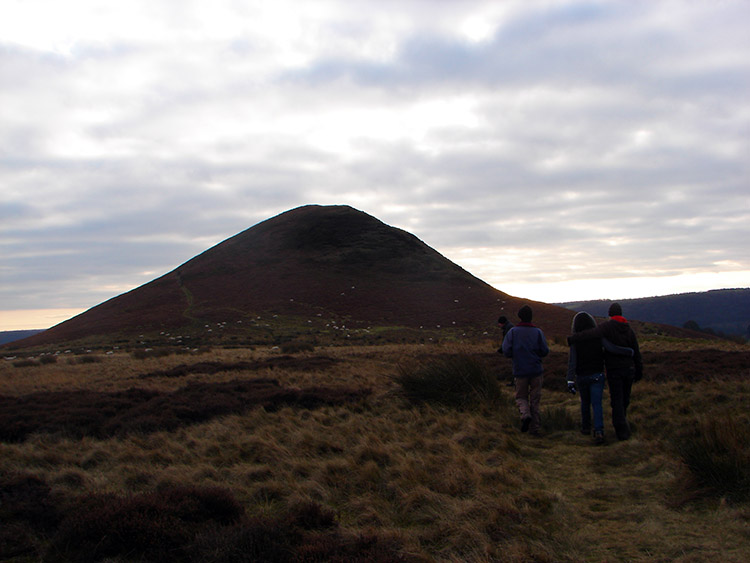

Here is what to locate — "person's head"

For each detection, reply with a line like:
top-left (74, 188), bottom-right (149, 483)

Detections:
top-left (608, 303), bottom-right (623, 317)
top-left (572, 311), bottom-right (596, 333)
top-left (498, 315), bottom-right (508, 325)
top-left (518, 305), bottom-right (533, 323)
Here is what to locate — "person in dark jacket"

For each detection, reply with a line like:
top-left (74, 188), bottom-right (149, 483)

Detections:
top-left (497, 315), bottom-right (515, 386)
top-left (567, 311), bottom-right (634, 444)
top-left (502, 305), bottom-right (549, 435)
top-left (568, 303), bottom-right (643, 441)
top-left (498, 315), bottom-right (513, 339)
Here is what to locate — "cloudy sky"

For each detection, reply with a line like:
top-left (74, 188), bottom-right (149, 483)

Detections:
top-left (1, 0), bottom-right (749, 331)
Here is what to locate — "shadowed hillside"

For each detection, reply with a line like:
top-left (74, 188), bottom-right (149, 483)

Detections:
top-left (13, 205), bottom-right (574, 347)
top-left (557, 288), bottom-right (750, 338)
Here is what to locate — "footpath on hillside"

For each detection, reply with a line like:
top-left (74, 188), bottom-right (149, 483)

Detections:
top-left (519, 420), bottom-right (749, 561)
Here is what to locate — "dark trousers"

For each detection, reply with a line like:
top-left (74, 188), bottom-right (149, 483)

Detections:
top-left (606, 368), bottom-right (634, 440)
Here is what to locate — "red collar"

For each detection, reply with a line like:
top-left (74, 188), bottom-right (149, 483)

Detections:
top-left (517, 322), bottom-right (536, 327)
top-left (611, 315), bottom-right (628, 323)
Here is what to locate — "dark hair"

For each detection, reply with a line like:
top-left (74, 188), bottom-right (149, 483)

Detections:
top-left (608, 303), bottom-right (623, 317)
top-left (572, 311), bottom-right (596, 333)
top-left (518, 305), bottom-right (532, 323)
top-left (498, 316), bottom-right (508, 324)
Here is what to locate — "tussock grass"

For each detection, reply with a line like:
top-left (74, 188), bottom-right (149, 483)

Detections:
top-left (541, 405), bottom-right (578, 433)
top-left (1, 341), bottom-right (750, 561)
top-left (395, 354), bottom-right (501, 408)
top-left (670, 414), bottom-right (750, 505)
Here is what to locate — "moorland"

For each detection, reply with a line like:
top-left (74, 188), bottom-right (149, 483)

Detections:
top-left (2, 334), bottom-right (749, 562)
top-left (3, 205), bottom-right (748, 560)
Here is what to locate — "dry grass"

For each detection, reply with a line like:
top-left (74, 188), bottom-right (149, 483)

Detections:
top-left (2, 340), bottom-right (749, 561)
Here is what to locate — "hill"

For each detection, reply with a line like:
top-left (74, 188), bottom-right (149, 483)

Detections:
top-left (11, 205), bottom-right (575, 348)
top-left (556, 288), bottom-right (750, 338)
top-left (0, 329), bottom-right (45, 346)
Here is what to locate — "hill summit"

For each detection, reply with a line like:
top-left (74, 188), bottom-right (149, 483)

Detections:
top-left (15, 205), bottom-right (573, 346)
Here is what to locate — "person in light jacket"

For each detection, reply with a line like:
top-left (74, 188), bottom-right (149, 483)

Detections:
top-left (502, 305), bottom-right (549, 436)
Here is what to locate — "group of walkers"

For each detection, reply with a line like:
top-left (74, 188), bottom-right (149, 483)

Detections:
top-left (499, 303), bottom-right (643, 443)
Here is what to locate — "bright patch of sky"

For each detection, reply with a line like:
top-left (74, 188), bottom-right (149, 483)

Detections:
top-left (1, 0), bottom-right (749, 329)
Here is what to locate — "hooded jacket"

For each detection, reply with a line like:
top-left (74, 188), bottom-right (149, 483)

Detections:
top-left (567, 311), bottom-right (634, 380)
top-left (569, 316), bottom-right (643, 379)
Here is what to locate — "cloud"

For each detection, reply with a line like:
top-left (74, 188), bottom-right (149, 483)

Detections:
top-left (1, 0), bottom-right (749, 327)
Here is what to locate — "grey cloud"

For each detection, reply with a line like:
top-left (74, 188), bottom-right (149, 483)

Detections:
top-left (280, 5), bottom-right (663, 91)
top-left (1, 0), bottom-right (749, 323)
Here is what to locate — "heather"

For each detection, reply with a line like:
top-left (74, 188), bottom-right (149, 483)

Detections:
top-left (1, 339), bottom-right (749, 561)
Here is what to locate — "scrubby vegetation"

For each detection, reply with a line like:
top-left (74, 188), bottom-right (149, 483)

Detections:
top-left (1, 477), bottom-right (414, 562)
top-left (1, 339), bottom-right (749, 561)
top-left (0, 377), bottom-right (369, 442)
top-left (671, 414), bottom-right (750, 505)
top-left (395, 354), bottom-right (501, 408)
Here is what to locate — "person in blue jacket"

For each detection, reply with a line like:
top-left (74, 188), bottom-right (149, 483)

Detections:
top-left (502, 305), bottom-right (549, 435)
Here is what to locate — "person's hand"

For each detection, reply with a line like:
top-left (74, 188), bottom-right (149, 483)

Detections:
top-left (567, 382), bottom-right (577, 395)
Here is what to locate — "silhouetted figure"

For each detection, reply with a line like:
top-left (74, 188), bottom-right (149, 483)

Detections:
top-left (497, 315), bottom-right (515, 386)
top-left (502, 306), bottom-right (549, 436)
top-left (567, 311), bottom-right (633, 444)
top-left (498, 315), bottom-right (513, 339)
top-left (568, 303), bottom-right (643, 441)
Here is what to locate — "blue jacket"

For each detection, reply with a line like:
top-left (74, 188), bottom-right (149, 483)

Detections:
top-left (502, 323), bottom-right (549, 377)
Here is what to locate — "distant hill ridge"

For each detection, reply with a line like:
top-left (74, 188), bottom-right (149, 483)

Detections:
top-left (0, 329), bottom-right (45, 346)
top-left (12, 205), bottom-right (575, 347)
top-left (556, 288), bottom-right (750, 337)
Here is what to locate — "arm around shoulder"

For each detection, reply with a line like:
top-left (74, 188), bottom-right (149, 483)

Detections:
top-left (602, 338), bottom-right (633, 357)
top-left (568, 324), bottom-right (604, 344)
